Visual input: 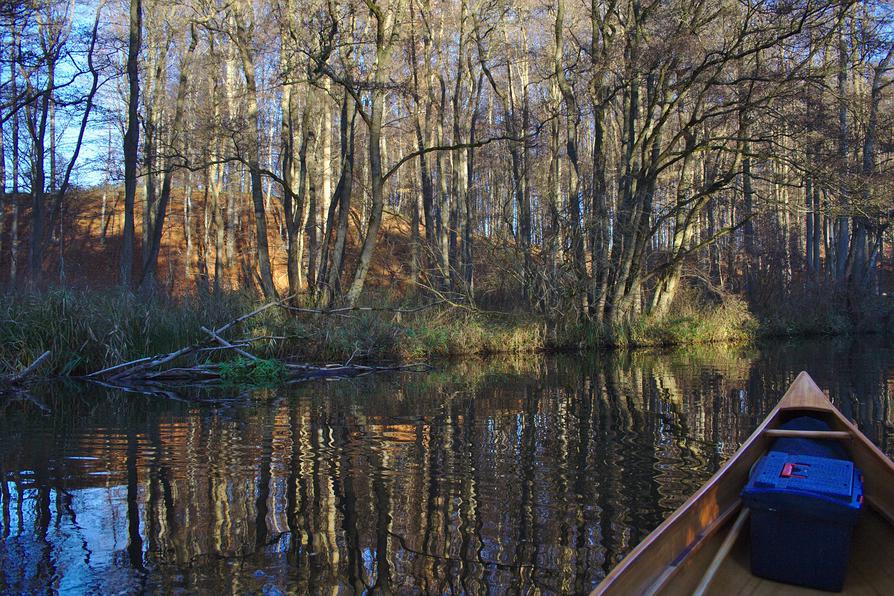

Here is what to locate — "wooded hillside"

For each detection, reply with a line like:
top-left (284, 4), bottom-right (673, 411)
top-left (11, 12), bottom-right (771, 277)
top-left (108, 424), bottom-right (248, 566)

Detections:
top-left (1, 0), bottom-right (893, 324)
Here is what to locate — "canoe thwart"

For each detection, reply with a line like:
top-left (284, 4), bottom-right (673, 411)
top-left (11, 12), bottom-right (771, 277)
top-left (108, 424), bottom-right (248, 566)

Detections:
top-left (763, 429), bottom-right (852, 440)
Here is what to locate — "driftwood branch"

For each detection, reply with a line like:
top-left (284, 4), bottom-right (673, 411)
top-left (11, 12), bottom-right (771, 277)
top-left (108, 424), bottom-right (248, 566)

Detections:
top-left (213, 296), bottom-right (292, 336)
top-left (84, 356), bottom-right (154, 379)
top-left (2, 351), bottom-right (53, 412)
top-left (108, 345), bottom-right (200, 381)
top-left (88, 361), bottom-right (432, 402)
top-left (84, 297), bottom-right (291, 381)
top-left (80, 297), bottom-right (432, 398)
top-left (201, 326), bottom-right (259, 361)
top-left (8, 351), bottom-right (52, 384)
top-left (279, 300), bottom-right (449, 317)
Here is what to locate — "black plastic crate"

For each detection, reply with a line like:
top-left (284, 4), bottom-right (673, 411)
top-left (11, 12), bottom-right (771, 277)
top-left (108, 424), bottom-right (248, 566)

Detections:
top-left (742, 449), bottom-right (863, 591)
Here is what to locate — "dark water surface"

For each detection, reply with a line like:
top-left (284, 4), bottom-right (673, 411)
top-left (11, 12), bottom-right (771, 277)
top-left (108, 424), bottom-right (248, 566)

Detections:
top-left (2, 338), bottom-right (894, 594)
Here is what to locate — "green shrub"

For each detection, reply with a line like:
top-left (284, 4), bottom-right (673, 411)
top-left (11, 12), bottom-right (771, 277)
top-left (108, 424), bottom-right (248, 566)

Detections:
top-left (218, 357), bottom-right (287, 387)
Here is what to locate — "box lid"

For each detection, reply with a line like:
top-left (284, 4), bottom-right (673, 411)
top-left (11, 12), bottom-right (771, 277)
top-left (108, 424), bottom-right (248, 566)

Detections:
top-left (748, 451), bottom-right (855, 501)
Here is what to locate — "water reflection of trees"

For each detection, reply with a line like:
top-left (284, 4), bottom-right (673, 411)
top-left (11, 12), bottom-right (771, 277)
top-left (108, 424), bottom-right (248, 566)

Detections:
top-left (1, 339), bottom-right (893, 593)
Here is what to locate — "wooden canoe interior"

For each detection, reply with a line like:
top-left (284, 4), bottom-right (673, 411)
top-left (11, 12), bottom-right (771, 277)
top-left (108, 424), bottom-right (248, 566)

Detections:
top-left (660, 506), bottom-right (894, 595)
top-left (593, 372), bottom-right (894, 595)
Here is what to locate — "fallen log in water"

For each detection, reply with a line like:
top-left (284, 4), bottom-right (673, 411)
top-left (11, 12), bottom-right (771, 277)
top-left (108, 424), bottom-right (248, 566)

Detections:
top-left (83, 297), bottom-right (292, 381)
top-left (79, 297), bottom-right (431, 397)
top-left (2, 351), bottom-right (52, 387)
top-left (88, 361), bottom-right (432, 403)
top-left (1, 351), bottom-right (54, 411)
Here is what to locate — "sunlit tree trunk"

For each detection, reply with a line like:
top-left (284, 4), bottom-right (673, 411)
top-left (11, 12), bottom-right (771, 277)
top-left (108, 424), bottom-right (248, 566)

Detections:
top-left (140, 25), bottom-right (197, 290)
top-left (233, 0), bottom-right (277, 298)
top-left (650, 141), bottom-right (697, 316)
top-left (184, 175), bottom-right (192, 279)
top-left (855, 43), bottom-right (894, 290)
top-left (316, 79), bottom-right (333, 288)
top-left (408, 2), bottom-right (437, 280)
top-left (555, 0), bottom-right (586, 307)
top-left (345, 0), bottom-right (401, 306)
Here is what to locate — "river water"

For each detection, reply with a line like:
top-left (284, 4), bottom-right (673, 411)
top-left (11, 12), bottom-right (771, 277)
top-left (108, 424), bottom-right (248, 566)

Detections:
top-left (2, 337), bottom-right (893, 594)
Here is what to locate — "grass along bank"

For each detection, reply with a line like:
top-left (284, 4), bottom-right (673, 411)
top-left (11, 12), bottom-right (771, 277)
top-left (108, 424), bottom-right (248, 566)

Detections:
top-left (0, 289), bottom-right (553, 376)
top-left (1, 287), bottom-right (887, 379)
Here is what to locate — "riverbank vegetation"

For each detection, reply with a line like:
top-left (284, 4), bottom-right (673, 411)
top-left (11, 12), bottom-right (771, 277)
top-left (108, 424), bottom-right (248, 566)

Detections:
top-left (2, 285), bottom-right (890, 378)
top-left (1, 0), bottom-right (894, 379)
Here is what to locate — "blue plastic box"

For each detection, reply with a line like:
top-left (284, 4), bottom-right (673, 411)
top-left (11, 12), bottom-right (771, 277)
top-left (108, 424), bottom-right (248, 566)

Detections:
top-left (742, 450), bottom-right (863, 591)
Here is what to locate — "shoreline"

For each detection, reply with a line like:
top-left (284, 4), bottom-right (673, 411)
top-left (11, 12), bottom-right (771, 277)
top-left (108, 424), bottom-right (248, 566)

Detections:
top-left (2, 288), bottom-right (890, 381)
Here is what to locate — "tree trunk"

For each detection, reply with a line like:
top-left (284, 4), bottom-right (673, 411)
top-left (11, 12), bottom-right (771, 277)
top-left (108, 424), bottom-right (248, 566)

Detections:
top-left (590, 98), bottom-right (609, 318)
top-left (742, 144), bottom-right (754, 293)
top-left (317, 80), bottom-right (332, 286)
top-left (9, 26), bottom-right (20, 284)
top-left (854, 43), bottom-right (894, 290)
top-left (140, 27), bottom-right (197, 290)
top-left (805, 170), bottom-right (815, 278)
top-left (345, 2), bottom-right (399, 306)
top-left (120, 0), bottom-right (142, 288)
top-left (835, 19), bottom-right (849, 283)
top-left (813, 181), bottom-right (821, 283)
top-left (650, 142), bottom-right (697, 316)
top-left (184, 177), bottom-right (192, 279)
top-left (306, 147), bottom-right (319, 289)
top-left (45, 6), bottom-right (103, 265)
top-left (322, 92), bottom-right (356, 307)
top-left (555, 0), bottom-right (586, 308)
top-left (234, 1), bottom-right (277, 298)
top-left (0, 74), bottom-right (5, 268)
top-left (345, 91), bottom-right (386, 305)
top-left (27, 59), bottom-right (51, 286)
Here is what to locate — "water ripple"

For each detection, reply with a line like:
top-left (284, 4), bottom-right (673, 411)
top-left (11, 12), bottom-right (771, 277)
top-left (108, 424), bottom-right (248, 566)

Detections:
top-left (2, 339), bottom-right (894, 593)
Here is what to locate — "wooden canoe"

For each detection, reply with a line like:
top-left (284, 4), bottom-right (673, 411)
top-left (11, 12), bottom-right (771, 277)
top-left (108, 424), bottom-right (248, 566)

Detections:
top-left (592, 371), bottom-right (894, 595)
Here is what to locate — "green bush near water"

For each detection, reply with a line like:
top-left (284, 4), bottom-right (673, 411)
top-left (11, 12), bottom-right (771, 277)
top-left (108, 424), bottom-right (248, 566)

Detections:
top-left (557, 292), bottom-right (757, 350)
top-left (624, 295), bottom-right (757, 347)
top-left (218, 357), bottom-right (287, 387)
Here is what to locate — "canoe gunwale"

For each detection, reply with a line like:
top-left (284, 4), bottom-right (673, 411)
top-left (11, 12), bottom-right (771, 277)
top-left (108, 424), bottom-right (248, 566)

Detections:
top-left (641, 499), bottom-right (744, 595)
